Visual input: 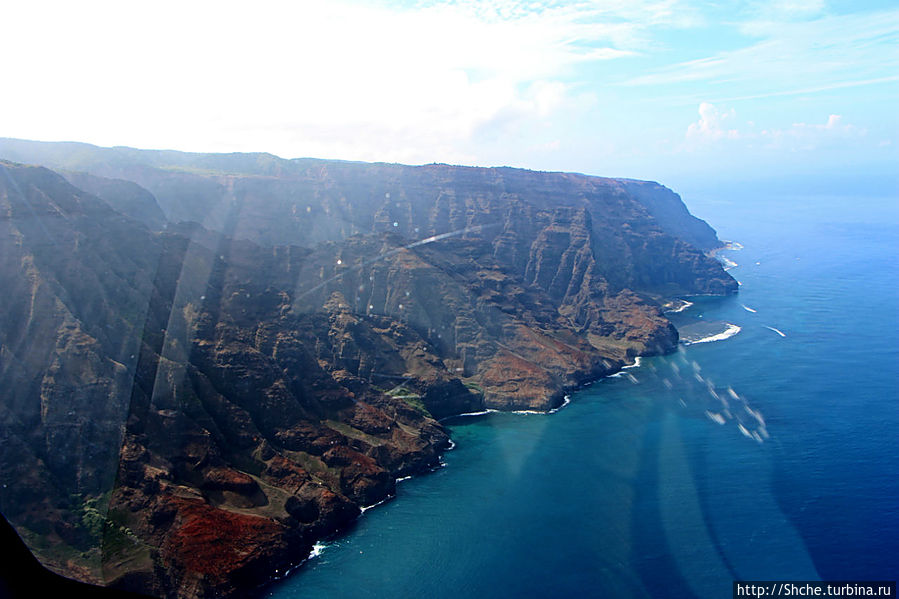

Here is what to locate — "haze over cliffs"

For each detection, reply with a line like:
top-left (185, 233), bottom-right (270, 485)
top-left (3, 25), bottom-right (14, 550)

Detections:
top-left (0, 139), bottom-right (736, 598)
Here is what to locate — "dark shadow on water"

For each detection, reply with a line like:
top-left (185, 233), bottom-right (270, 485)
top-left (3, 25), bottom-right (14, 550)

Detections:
top-left (630, 402), bottom-right (700, 599)
top-left (686, 421), bottom-right (741, 582)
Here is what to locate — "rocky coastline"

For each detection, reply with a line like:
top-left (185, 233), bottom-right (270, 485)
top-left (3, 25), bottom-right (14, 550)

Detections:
top-left (0, 140), bottom-right (737, 599)
top-left (250, 349), bottom-right (651, 597)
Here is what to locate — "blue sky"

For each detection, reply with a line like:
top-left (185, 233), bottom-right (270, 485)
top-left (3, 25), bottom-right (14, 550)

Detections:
top-left (2, 0), bottom-right (896, 192)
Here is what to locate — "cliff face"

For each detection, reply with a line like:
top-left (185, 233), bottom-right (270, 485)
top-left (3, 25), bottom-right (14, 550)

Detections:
top-left (0, 142), bottom-right (736, 599)
top-left (0, 163), bottom-right (457, 597)
top-left (0, 138), bottom-right (734, 297)
top-left (61, 171), bottom-right (167, 232)
top-left (615, 179), bottom-right (721, 251)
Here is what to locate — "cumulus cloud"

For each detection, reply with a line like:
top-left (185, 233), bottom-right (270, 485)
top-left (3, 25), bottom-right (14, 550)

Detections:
top-left (684, 103), bottom-right (867, 152)
top-left (686, 103), bottom-right (741, 143)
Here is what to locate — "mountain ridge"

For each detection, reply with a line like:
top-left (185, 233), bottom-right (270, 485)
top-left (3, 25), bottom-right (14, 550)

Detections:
top-left (0, 137), bottom-right (722, 252)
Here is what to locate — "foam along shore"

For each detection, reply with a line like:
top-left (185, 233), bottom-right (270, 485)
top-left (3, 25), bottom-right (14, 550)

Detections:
top-left (509, 394), bottom-right (574, 415)
top-left (272, 540), bottom-right (329, 585)
top-left (721, 240), bottom-right (744, 251)
top-left (360, 497), bottom-right (391, 514)
top-left (682, 323), bottom-right (742, 345)
top-left (664, 299), bottom-right (694, 313)
top-left (294, 349), bottom-right (675, 576)
top-left (442, 409), bottom-right (498, 421)
top-left (547, 395), bottom-right (572, 414)
top-left (707, 239), bottom-right (743, 259)
top-left (707, 242), bottom-right (741, 270)
top-left (448, 395), bottom-right (576, 419)
top-left (309, 542), bottom-right (326, 558)
top-left (484, 354), bottom-right (647, 415)
top-left (608, 356), bottom-right (643, 377)
top-left (623, 356), bottom-right (643, 369)
top-left (446, 356), bottom-right (646, 421)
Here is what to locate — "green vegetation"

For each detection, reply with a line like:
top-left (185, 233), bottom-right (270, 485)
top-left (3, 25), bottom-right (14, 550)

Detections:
top-left (71, 493), bottom-right (140, 553)
top-left (385, 385), bottom-right (415, 397)
top-left (79, 495), bottom-right (108, 539)
top-left (402, 396), bottom-right (432, 419)
top-left (382, 385), bottom-right (434, 418)
top-left (101, 517), bottom-right (141, 559)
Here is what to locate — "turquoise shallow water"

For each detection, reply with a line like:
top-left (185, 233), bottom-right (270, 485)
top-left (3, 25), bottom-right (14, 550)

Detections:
top-left (265, 192), bottom-right (899, 598)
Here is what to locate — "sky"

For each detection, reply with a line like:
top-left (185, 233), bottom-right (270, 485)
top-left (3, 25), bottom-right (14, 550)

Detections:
top-left (2, 0), bottom-right (897, 192)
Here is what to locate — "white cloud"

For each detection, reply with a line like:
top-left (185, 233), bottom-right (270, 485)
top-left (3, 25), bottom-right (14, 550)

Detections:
top-left (708, 75), bottom-right (899, 104)
top-left (686, 102), bottom-right (741, 143)
top-left (742, 0), bottom-right (827, 26)
top-left (0, 0), bottom-right (657, 164)
top-left (758, 114), bottom-right (866, 150)
top-left (684, 103), bottom-right (867, 152)
top-left (1, 0), bottom-right (891, 179)
top-left (622, 8), bottom-right (899, 98)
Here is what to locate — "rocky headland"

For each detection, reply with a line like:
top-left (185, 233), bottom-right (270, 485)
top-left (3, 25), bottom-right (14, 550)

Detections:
top-left (0, 139), bottom-right (736, 598)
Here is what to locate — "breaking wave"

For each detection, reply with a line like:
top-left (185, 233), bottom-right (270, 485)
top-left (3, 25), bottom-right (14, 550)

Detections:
top-left (665, 299), bottom-right (694, 314)
top-left (682, 323), bottom-right (741, 345)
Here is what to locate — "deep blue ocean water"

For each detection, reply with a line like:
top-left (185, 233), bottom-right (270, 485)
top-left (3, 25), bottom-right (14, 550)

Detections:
top-left (266, 192), bottom-right (899, 598)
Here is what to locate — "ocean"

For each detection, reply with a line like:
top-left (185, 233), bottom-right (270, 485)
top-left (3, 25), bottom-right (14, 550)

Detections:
top-left (264, 191), bottom-right (899, 598)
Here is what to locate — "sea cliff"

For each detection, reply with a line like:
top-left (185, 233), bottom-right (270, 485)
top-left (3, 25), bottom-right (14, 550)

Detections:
top-left (0, 140), bottom-right (736, 598)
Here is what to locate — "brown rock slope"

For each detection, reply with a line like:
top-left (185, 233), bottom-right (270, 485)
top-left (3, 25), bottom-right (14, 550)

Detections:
top-left (0, 150), bottom-right (736, 599)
